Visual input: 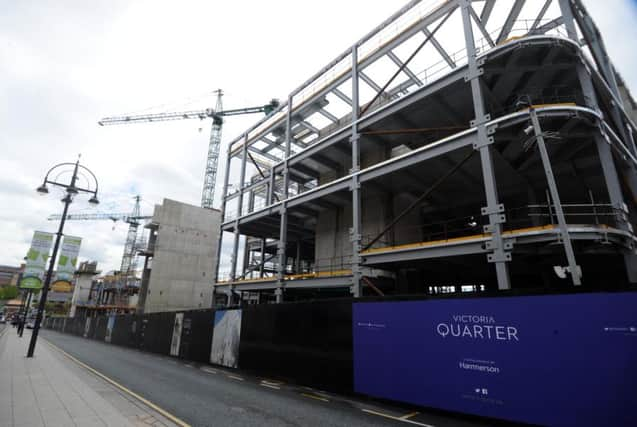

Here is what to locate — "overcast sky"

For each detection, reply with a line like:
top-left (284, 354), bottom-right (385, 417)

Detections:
top-left (2, 0), bottom-right (636, 275)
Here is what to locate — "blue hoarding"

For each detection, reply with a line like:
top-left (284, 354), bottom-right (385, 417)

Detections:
top-left (353, 292), bottom-right (637, 427)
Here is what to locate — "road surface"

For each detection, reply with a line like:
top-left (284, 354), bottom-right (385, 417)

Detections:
top-left (42, 330), bottom-right (489, 427)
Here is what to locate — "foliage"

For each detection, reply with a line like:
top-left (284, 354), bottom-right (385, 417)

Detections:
top-left (0, 286), bottom-right (18, 300)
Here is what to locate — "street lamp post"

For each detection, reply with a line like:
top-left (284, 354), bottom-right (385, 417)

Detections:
top-left (27, 159), bottom-right (99, 358)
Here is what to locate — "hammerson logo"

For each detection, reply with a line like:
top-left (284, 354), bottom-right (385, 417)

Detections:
top-left (357, 321), bottom-right (386, 330)
top-left (436, 314), bottom-right (519, 341)
top-left (460, 361), bottom-right (500, 373)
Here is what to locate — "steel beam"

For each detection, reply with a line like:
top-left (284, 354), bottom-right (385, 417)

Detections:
top-left (387, 51), bottom-right (423, 86)
top-left (496, 0), bottom-right (525, 44)
top-left (530, 108), bottom-right (581, 285)
top-left (360, 10), bottom-right (453, 116)
top-left (422, 28), bottom-right (456, 69)
top-left (531, 0), bottom-right (553, 31)
top-left (331, 89), bottom-right (351, 106)
top-left (363, 240), bottom-right (487, 264)
top-left (480, 0), bottom-right (496, 25)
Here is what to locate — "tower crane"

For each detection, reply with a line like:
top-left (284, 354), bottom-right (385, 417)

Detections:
top-left (48, 195), bottom-right (151, 291)
top-left (98, 90), bottom-right (280, 209)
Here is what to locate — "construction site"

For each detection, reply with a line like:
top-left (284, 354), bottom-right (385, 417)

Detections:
top-left (212, 0), bottom-right (637, 305)
top-left (48, 195), bottom-right (150, 314)
top-left (28, 2), bottom-right (637, 426)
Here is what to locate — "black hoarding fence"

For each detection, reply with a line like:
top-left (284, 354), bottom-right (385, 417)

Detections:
top-left (239, 299), bottom-right (353, 393)
top-left (43, 302), bottom-right (354, 394)
top-left (94, 315), bottom-right (107, 341)
top-left (138, 312), bottom-right (175, 355)
top-left (111, 314), bottom-right (133, 346)
top-left (179, 310), bottom-right (214, 363)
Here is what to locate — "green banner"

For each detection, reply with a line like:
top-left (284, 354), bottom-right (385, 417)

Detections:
top-left (19, 231), bottom-right (54, 289)
top-left (56, 235), bottom-right (82, 283)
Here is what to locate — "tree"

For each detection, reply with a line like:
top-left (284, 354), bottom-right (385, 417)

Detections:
top-left (0, 286), bottom-right (18, 300)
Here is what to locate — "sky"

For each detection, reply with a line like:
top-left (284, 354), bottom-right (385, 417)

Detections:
top-left (1, 0), bottom-right (637, 275)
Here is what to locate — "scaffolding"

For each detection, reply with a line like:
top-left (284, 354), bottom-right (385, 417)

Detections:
top-left (214, 0), bottom-right (637, 305)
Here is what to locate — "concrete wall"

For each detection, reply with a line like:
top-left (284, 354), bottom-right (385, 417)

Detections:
top-left (141, 199), bottom-right (220, 313)
top-left (69, 273), bottom-right (97, 318)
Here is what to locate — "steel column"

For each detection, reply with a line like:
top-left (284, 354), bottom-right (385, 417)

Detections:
top-left (259, 238), bottom-right (266, 278)
top-left (228, 134), bottom-right (248, 305)
top-left (460, 0), bottom-right (511, 290)
top-left (276, 96), bottom-right (294, 303)
top-left (350, 45), bottom-right (363, 298)
top-left (560, 8), bottom-right (637, 282)
top-left (529, 108), bottom-right (582, 285)
top-left (214, 150), bottom-right (233, 284)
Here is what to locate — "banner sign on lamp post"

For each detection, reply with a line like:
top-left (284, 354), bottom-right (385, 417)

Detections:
top-left (20, 231), bottom-right (54, 289)
top-left (52, 235), bottom-right (82, 288)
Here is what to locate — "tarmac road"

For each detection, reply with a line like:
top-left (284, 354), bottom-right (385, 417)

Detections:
top-left (42, 330), bottom-right (488, 427)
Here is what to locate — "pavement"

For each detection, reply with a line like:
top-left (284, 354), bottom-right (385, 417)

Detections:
top-left (39, 329), bottom-right (492, 427)
top-left (0, 325), bottom-right (177, 427)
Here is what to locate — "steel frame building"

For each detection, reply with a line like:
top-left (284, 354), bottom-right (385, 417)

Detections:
top-left (214, 0), bottom-right (637, 305)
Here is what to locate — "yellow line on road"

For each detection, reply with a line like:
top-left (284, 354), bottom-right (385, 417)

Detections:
top-left (362, 409), bottom-right (434, 427)
top-left (401, 411), bottom-right (420, 419)
top-left (301, 392), bottom-right (329, 402)
top-left (44, 339), bottom-right (190, 427)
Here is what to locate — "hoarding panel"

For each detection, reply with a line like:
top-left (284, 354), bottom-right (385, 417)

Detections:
top-left (210, 309), bottom-right (242, 368)
top-left (170, 312), bottom-right (184, 357)
top-left (105, 315), bottom-right (115, 343)
top-left (353, 292), bottom-right (637, 427)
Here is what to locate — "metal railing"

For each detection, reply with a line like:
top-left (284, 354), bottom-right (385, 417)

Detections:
top-left (361, 203), bottom-right (623, 252)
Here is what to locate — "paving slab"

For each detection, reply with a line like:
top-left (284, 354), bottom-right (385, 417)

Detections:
top-left (0, 327), bottom-right (176, 427)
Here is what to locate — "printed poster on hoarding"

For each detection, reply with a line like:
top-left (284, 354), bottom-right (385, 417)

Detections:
top-left (83, 317), bottom-right (91, 338)
top-left (210, 309), bottom-right (242, 368)
top-left (19, 231), bottom-right (54, 289)
top-left (105, 315), bottom-right (115, 343)
top-left (353, 292), bottom-right (637, 427)
top-left (53, 235), bottom-right (82, 288)
top-left (170, 313), bottom-right (184, 357)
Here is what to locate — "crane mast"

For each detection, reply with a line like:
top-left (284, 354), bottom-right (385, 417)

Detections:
top-left (201, 90), bottom-right (223, 209)
top-left (119, 195), bottom-right (143, 285)
top-left (98, 91), bottom-right (279, 209)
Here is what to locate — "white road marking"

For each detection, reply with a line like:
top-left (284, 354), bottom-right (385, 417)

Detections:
top-left (362, 409), bottom-right (434, 427)
top-left (260, 383), bottom-right (280, 390)
top-left (261, 380), bottom-right (282, 387)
